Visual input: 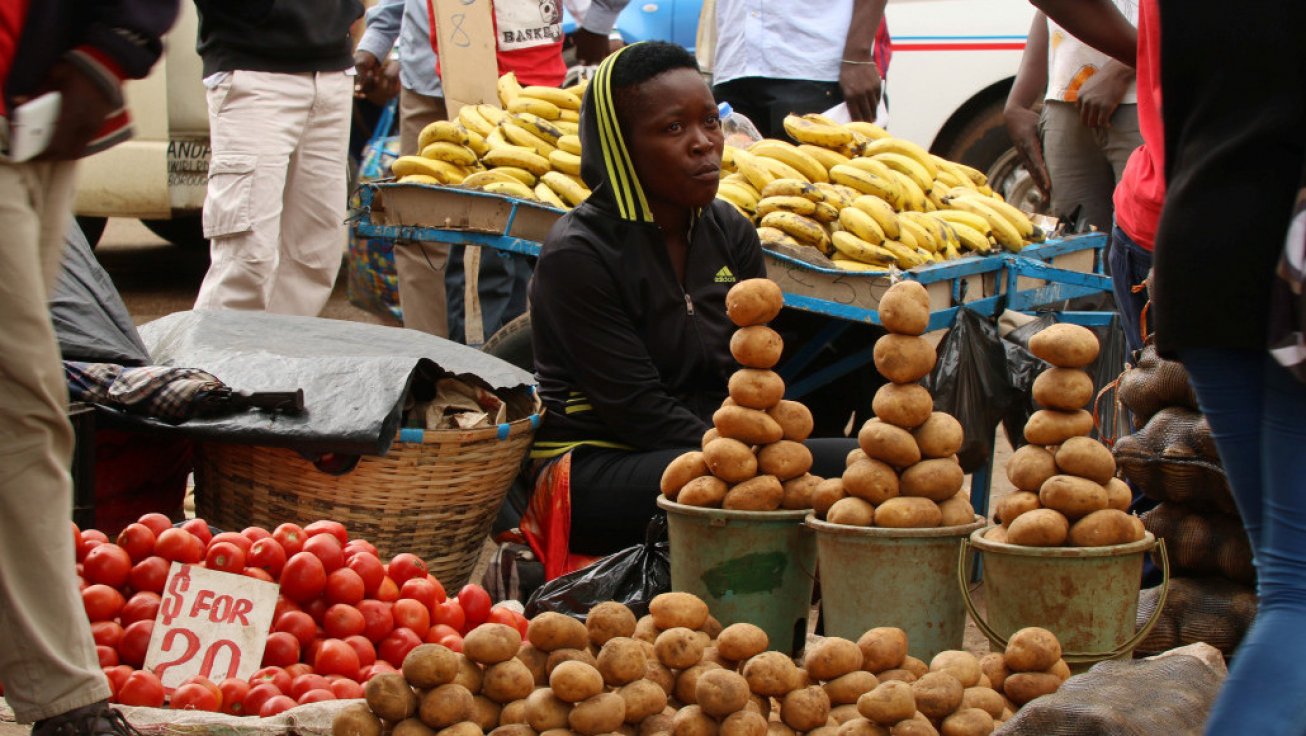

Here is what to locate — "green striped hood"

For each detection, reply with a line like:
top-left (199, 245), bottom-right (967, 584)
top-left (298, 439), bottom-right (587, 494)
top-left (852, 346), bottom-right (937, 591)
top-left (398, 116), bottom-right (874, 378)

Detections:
top-left (578, 43), bottom-right (656, 224)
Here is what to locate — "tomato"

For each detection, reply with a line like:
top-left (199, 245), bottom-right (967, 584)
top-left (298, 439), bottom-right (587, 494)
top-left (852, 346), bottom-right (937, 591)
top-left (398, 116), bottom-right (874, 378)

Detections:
top-left (456, 584), bottom-right (492, 629)
top-left (343, 539), bottom-right (378, 560)
top-left (244, 567), bottom-right (275, 583)
top-left (262, 631), bottom-right (301, 668)
top-left (83, 544), bottom-right (132, 588)
top-left (290, 673), bottom-right (332, 700)
top-left (249, 537), bottom-right (288, 577)
top-left (136, 513), bottom-right (173, 538)
top-left (183, 676), bottom-right (223, 708)
top-left (115, 524), bottom-right (157, 563)
top-left (358, 661), bottom-right (396, 681)
top-left (104, 665), bottom-right (134, 700)
top-left (314, 638), bottom-right (361, 680)
top-left (273, 595), bottom-right (301, 623)
top-left (117, 670), bottom-right (165, 707)
top-left (274, 610), bottom-right (318, 649)
top-left (259, 694), bottom-right (298, 717)
top-left (436, 634), bottom-right (464, 653)
top-left (329, 678), bottom-right (365, 699)
top-left (179, 519), bottom-right (213, 547)
top-left (82, 584), bottom-right (125, 622)
top-left (298, 688), bottom-right (336, 705)
top-left (302, 533), bottom-right (344, 573)
top-left (218, 677), bottom-right (251, 716)
top-left (77, 529), bottom-right (109, 562)
top-left (431, 598), bottom-right (466, 635)
top-left (242, 683), bottom-right (283, 716)
top-left (302, 597), bottom-right (330, 626)
top-left (284, 662), bottom-right (314, 679)
top-left (375, 576), bottom-right (399, 603)
top-left (323, 604), bottom-right (366, 639)
top-left (241, 526), bottom-right (272, 543)
top-left (387, 553), bottom-right (427, 586)
top-left (117, 620), bottom-right (154, 668)
top-left (486, 605), bottom-right (527, 638)
top-left (129, 555), bottom-right (170, 594)
top-left (91, 620), bottom-right (125, 649)
top-left (303, 520), bottom-right (349, 545)
top-left (96, 645), bottom-right (119, 668)
top-left (280, 552), bottom-right (326, 603)
top-left (343, 635), bottom-right (377, 669)
top-left (119, 591), bottom-right (161, 627)
top-left (357, 599), bottom-right (394, 643)
top-left (391, 599), bottom-right (430, 638)
top-left (154, 528), bottom-right (203, 563)
top-left (325, 568), bottom-right (365, 606)
top-left (209, 531), bottom-right (253, 554)
top-left (204, 541), bottom-right (246, 574)
top-left (273, 523), bottom-right (307, 556)
top-left (345, 553), bottom-right (384, 597)
top-left (424, 624), bottom-right (461, 644)
top-left (398, 578), bottom-right (440, 614)
top-left (171, 682), bottom-right (219, 711)
top-left (249, 666), bottom-right (292, 694)
top-left (377, 628), bottom-right (422, 668)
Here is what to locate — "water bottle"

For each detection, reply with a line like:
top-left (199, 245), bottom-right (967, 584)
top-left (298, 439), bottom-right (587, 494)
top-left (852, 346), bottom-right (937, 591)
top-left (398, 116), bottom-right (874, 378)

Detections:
top-left (718, 102), bottom-right (762, 148)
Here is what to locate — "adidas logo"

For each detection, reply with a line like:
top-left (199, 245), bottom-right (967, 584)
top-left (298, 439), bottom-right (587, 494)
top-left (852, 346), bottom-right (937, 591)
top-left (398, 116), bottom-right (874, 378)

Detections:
top-left (714, 266), bottom-right (736, 283)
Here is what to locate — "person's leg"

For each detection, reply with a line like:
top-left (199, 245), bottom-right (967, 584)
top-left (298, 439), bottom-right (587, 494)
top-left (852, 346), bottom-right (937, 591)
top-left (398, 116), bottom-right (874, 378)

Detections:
top-left (1107, 223), bottom-right (1152, 358)
top-left (0, 160), bottom-right (110, 722)
top-left (267, 70), bottom-right (353, 316)
top-left (194, 71), bottom-right (306, 312)
top-left (469, 248), bottom-right (520, 343)
top-left (568, 447), bottom-right (691, 555)
top-left (1102, 102), bottom-right (1142, 182)
top-left (1040, 101), bottom-right (1118, 233)
top-left (393, 88), bottom-right (451, 337)
top-left (445, 245), bottom-right (467, 343)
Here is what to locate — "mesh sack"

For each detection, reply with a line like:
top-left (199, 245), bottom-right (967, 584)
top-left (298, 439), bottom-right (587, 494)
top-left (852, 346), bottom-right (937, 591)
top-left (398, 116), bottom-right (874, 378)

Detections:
top-left (1117, 341), bottom-right (1199, 425)
top-left (1135, 577), bottom-right (1257, 656)
top-left (993, 653), bottom-right (1223, 735)
top-left (1114, 408), bottom-right (1236, 514)
top-left (1142, 503), bottom-right (1255, 584)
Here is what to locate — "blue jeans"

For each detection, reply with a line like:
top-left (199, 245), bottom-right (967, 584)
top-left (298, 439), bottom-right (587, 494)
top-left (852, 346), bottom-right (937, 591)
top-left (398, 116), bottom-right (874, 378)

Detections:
top-left (1182, 349), bottom-right (1306, 735)
top-left (1108, 223), bottom-right (1153, 358)
top-left (445, 245), bottom-right (533, 345)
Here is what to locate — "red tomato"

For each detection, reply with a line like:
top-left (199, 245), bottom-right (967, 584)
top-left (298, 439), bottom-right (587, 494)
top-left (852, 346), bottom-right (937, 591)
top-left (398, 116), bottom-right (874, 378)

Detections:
top-left (323, 604), bottom-right (366, 639)
top-left (357, 599), bottom-right (394, 643)
top-left (343, 539), bottom-right (378, 559)
top-left (218, 677), bottom-right (251, 716)
top-left (183, 676), bottom-right (223, 707)
top-left (329, 678), bottom-right (365, 699)
top-left (302, 533), bottom-right (344, 573)
top-left (325, 568), bottom-right (365, 606)
top-left (96, 645), bottom-right (119, 668)
top-left (249, 666), bottom-right (292, 694)
top-left (387, 553), bottom-right (427, 586)
top-left (82, 584), bottom-right (125, 622)
top-left (456, 584), bottom-right (492, 629)
top-left (303, 637), bottom-right (325, 667)
top-left (259, 695), bottom-right (298, 717)
top-left (119, 591), bottom-right (161, 627)
top-left (244, 567), bottom-right (275, 583)
top-left (345, 553), bottom-right (384, 597)
top-left (77, 539), bottom-right (104, 563)
top-left (298, 688), bottom-right (336, 705)
top-left (358, 662), bottom-right (396, 681)
top-left (117, 670), bottom-right (165, 707)
top-left (314, 639), bottom-right (361, 680)
top-left (208, 531), bottom-right (253, 554)
top-left (274, 610), bottom-right (318, 649)
top-left (91, 620), bottom-right (125, 649)
top-left (375, 576), bottom-right (399, 603)
top-left (273, 523), bottom-right (307, 556)
top-left (262, 631), bottom-right (301, 668)
top-left (171, 682), bottom-right (219, 711)
top-left (398, 578), bottom-right (441, 613)
top-left (377, 628), bottom-right (422, 668)
top-left (104, 665), bottom-right (134, 699)
top-left (242, 683), bottom-right (283, 716)
top-left (280, 552), bottom-right (327, 603)
top-left (179, 519), bottom-right (212, 547)
top-left (486, 605), bottom-right (527, 637)
top-left (249, 537), bottom-right (288, 577)
top-left (83, 544), bottom-right (132, 588)
top-left (77, 529), bottom-right (109, 563)
top-left (342, 635), bottom-right (377, 669)
top-left (290, 673), bottom-right (332, 700)
top-left (115, 524), bottom-right (157, 563)
top-left (117, 620), bottom-right (153, 668)
top-left (136, 513), bottom-right (173, 538)
top-left (242, 526), bottom-right (273, 543)
top-left (424, 624), bottom-right (461, 644)
top-left (436, 634), bottom-right (464, 653)
top-left (391, 599), bottom-right (430, 638)
top-left (154, 528), bottom-right (203, 564)
top-left (431, 599), bottom-right (466, 635)
top-left (303, 520), bottom-right (349, 545)
top-left (284, 662), bottom-right (314, 679)
top-left (205, 541), bottom-right (246, 574)
top-left (302, 597), bottom-right (330, 626)
top-left (129, 555), bottom-right (170, 594)
top-left (273, 595), bottom-right (302, 623)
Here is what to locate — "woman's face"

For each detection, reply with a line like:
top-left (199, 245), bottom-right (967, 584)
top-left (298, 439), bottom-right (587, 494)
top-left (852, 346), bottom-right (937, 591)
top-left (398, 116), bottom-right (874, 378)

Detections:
top-left (622, 68), bottom-right (724, 211)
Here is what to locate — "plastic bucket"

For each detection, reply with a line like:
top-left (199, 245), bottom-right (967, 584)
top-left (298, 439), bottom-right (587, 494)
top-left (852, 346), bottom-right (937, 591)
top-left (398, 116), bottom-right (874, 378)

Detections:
top-left (961, 527), bottom-right (1170, 670)
top-left (807, 515), bottom-right (985, 661)
top-left (657, 497), bottom-right (816, 657)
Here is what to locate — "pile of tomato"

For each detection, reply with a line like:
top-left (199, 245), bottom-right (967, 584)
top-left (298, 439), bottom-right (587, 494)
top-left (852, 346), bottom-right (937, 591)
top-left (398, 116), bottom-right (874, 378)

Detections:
top-left (66, 513), bottom-right (528, 716)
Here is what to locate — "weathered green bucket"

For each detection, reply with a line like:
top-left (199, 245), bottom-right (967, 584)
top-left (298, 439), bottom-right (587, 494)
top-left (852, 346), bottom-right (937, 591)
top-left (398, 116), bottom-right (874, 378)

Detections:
top-left (657, 497), bottom-right (816, 657)
top-left (807, 514), bottom-right (985, 661)
top-left (961, 527), bottom-right (1170, 670)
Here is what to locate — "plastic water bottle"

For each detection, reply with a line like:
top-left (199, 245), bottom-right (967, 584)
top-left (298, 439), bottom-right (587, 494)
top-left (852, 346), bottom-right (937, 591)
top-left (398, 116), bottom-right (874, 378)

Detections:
top-left (718, 102), bottom-right (762, 148)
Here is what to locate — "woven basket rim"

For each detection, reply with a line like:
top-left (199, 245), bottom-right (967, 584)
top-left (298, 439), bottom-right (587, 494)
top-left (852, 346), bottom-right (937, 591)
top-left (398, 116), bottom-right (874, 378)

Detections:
top-left (396, 410), bottom-right (542, 443)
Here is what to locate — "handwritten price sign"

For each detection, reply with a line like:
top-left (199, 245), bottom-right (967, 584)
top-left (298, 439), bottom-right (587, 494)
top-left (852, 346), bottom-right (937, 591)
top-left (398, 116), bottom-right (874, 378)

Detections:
top-left (145, 562), bottom-right (278, 692)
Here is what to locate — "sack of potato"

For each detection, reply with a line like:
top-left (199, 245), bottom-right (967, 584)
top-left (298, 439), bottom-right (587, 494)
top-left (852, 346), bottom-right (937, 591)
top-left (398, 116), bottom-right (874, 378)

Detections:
top-left (984, 323), bottom-right (1147, 548)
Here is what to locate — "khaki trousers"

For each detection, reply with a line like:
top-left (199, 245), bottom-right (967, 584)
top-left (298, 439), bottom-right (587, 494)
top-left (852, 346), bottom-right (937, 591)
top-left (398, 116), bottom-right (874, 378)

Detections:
top-left (392, 87), bottom-right (451, 337)
top-left (0, 159), bottom-right (110, 722)
top-left (194, 70), bottom-right (353, 316)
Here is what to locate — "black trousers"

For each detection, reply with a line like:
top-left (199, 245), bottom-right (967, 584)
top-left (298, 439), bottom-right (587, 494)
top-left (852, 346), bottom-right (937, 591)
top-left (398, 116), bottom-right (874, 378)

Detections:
top-left (712, 77), bottom-right (842, 140)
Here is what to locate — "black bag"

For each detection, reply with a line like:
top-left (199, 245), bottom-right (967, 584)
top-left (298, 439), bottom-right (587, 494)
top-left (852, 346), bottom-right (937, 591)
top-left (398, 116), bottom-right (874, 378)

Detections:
top-left (926, 308), bottom-right (1020, 474)
top-left (524, 515), bottom-right (670, 619)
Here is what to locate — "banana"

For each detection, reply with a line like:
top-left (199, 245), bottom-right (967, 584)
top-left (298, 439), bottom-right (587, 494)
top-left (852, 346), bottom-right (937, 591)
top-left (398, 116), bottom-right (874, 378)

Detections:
top-left (548, 149), bottom-right (582, 176)
top-left (760, 211), bottom-right (830, 251)
top-left (557, 134), bottom-right (582, 156)
top-left (558, 109), bottom-right (580, 124)
top-left (483, 180), bottom-right (537, 200)
top-left (483, 146), bottom-right (552, 177)
top-left (762, 178), bottom-right (824, 202)
top-left (943, 194), bottom-right (1024, 251)
top-left (872, 152), bottom-right (935, 193)
top-left (457, 105), bottom-right (495, 137)
top-left (816, 182), bottom-right (860, 209)
top-left (461, 169), bottom-right (523, 189)
top-left (811, 201), bottom-right (840, 223)
top-left (397, 174), bottom-right (441, 185)
top-left (954, 161), bottom-right (988, 186)
top-left (850, 195), bottom-right (900, 240)
top-left (391, 156), bottom-right (465, 184)
top-left (897, 216), bottom-right (938, 253)
top-left (497, 72), bottom-right (523, 107)
top-left (895, 221), bottom-right (919, 250)
top-left (927, 181), bottom-right (951, 210)
top-left (861, 138), bottom-right (939, 180)
top-left (932, 208), bottom-right (992, 236)
top-left (564, 79), bottom-right (588, 98)
top-left (756, 195), bottom-right (817, 218)
top-left (508, 96), bottom-right (562, 120)
top-left (950, 222), bottom-right (993, 252)
top-left (844, 121), bottom-right (891, 141)
top-left (932, 157), bottom-right (977, 190)
top-left (758, 227), bottom-right (804, 249)
top-left (753, 155), bottom-right (810, 184)
top-left (880, 239), bottom-right (928, 269)
top-left (462, 128), bottom-right (490, 157)
top-left (796, 144), bottom-right (851, 172)
top-left (843, 155), bottom-right (897, 181)
top-left (832, 231), bottom-right (896, 266)
top-left (832, 258), bottom-right (890, 273)
top-left (554, 119), bottom-right (580, 136)
top-left (420, 141), bottom-right (478, 167)
top-left (943, 243), bottom-right (962, 261)
top-left (489, 165), bottom-right (537, 186)
top-left (838, 206), bottom-right (886, 245)
top-left (477, 104), bottom-right (508, 126)
top-left (534, 181), bottom-right (568, 209)
top-left (733, 150), bottom-right (776, 192)
top-left (935, 219), bottom-right (962, 253)
top-left (829, 163), bottom-right (900, 204)
top-left (717, 183), bottom-right (760, 213)
top-left (418, 120), bottom-right (468, 150)
top-left (900, 211), bottom-right (949, 251)
top-left (510, 112), bottom-right (564, 143)
top-left (888, 170), bottom-right (928, 212)
top-left (500, 122), bottom-right (557, 157)
top-left (749, 139), bottom-right (829, 183)
top-left (782, 114), bottom-right (855, 148)
top-left (541, 170), bottom-right (591, 207)
top-left (520, 85), bottom-right (582, 111)
top-left (956, 191), bottom-right (1034, 238)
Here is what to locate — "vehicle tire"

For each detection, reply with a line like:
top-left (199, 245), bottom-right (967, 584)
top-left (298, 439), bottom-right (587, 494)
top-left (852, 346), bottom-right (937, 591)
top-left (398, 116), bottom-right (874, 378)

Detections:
top-left (987, 147), bottom-right (1049, 217)
top-left (142, 215), bottom-right (207, 248)
top-left (76, 216), bottom-right (107, 248)
top-left (938, 97), bottom-right (1012, 173)
top-left (483, 312), bottom-right (534, 373)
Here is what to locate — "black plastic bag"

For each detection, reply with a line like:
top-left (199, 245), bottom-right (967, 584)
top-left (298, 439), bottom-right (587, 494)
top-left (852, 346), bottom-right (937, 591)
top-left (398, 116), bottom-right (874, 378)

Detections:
top-left (524, 515), bottom-right (670, 619)
top-left (925, 308), bottom-right (1018, 474)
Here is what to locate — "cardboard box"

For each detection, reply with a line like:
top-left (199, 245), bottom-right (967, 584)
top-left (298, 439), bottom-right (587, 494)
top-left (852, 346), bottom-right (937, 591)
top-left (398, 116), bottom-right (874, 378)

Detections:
top-left (431, 0), bottom-right (500, 119)
top-left (367, 182), bottom-right (563, 244)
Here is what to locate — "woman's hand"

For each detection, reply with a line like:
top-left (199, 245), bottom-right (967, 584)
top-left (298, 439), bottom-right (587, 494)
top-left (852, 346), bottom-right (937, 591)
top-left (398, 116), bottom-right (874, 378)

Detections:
top-left (1004, 105), bottom-right (1050, 198)
top-left (1077, 62), bottom-right (1134, 128)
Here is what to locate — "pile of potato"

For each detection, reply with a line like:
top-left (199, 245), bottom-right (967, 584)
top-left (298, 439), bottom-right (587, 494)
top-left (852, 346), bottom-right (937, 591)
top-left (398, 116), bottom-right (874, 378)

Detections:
top-left (661, 279), bottom-right (825, 510)
top-left (985, 324), bottom-right (1146, 548)
top-left (807, 282), bottom-right (973, 529)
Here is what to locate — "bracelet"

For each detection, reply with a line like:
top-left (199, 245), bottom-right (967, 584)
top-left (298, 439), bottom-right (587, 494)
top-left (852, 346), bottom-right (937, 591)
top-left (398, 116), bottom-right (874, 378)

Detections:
top-left (841, 59), bottom-right (877, 65)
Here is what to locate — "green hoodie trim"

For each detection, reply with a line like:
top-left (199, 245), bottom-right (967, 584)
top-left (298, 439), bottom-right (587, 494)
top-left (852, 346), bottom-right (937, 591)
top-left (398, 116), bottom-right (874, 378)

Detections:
top-left (591, 44), bottom-right (655, 224)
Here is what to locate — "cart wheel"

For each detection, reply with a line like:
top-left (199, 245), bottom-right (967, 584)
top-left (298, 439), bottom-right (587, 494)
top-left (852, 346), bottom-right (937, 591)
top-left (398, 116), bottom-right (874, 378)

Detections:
top-left (483, 312), bottom-right (534, 372)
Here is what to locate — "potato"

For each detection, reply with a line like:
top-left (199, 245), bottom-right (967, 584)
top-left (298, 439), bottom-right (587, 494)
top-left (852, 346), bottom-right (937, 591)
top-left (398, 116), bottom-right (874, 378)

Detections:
top-left (909, 672), bottom-right (963, 720)
top-left (516, 643), bottom-right (550, 685)
top-left (453, 654), bottom-right (483, 694)
top-left (825, 671), bottom-right (880, 705)
top-left (676, 474), bottom-right (729, 507)
top-left (644, 659), bottom-right (676, 696)
top-left (994, 491), bottom-right (1040, 526)
top-left (365, 673), bottom-right (419, 722)
top-left (899, 459), bottom-right (964, 502)
top-left (744, 651), bottom-right (801, 697)
top-left (702, 615), bottom-right (723, 639)
top-left (419, 684), bottom-right (475, 729)
top-left (879, 281), bottom-right (930, 336)
top-left (874, 497), bottom-right (942, 528)
top-left (730, 369), bottom-right (787, 410)
top-left (569, 692), bottom-right (626, 736)
top-left (721, 711), bottom-right (769, 736)
top-left (1104, 477), bottom-right (1132, 512)
top-left (696, 670), bottom-right (752, 717)
top-left (403, 644), bottom-right (461, 688)
top-left (959, 687), bottom-right (1003, 720)
top-left (654, 627), bottom-right (706, 669)
top-left (650, 592), bottom-right (710, 630)
top-left (1028, 323), bottom-right (1099, 368)
top-left (499, 699), bottom-right (529, 725)
top-left (873, 335), bottom-right (937, 384)
top-left (939, 708), bottom-right (994, 736)
top-left (847, 448), bottom-right (869, 467)
top-left (831, 705), bottom-right (864, 725)
top-left (889, 714), bottom-right (939, 736)
top-left (701, 646), bottom-right (736, 670)
top-left (1039, 474), bottom-right (1108, 519)
top-left (642, 713), bottom-right (675, 736)
top-left (836, 718), bottom-right (890, 736)
top-left (465, 623), bottom-right (523, 665)
top-left (876, 670), bottom-right (917, 685)
top-left (483, 658), bottom-right (536, 703)
top-left (873, 383), bottom-right (934, 430)
top-left (758, 441), bottom-right (814, 481)
top-left (662, 452), bottom-right (710, 500)
top-left (813, 478), bottom-right (849, 517)
top-left (1053, 436), bottom-right (1116, 485)
top-left (928, 651), bottom-right (980, 688)
top-left (434, 722), bottom-right (481, 736)
top-left (335, 702), bottom-right (385, 736)
top-left (843, 458), bottom-right (900, 505)
top-left (858, 419), bottom-right (922, 468)
top-left (702, 428), bottom-right (720, 450)
top-left (900, 657), bottom-right (928, 679)
top-left (1023, 409), bottom-right (1094, 446)
top-left (1004, 508), bottom-right (1069, 547)
top-left (766, 722), bottom-right (796, 736)
top-left (727, 278), bottom-right (784, 327)
top-left (937, 493), bottom-right (975, 527)
top-left (824, 496), bottom-right (873, 525)
top-left (550, 660), bottom-right (605, 703)
top-left (714, 405), bottom-right (785, 445)
top-left (1002, 672), bottom-right (1061, 705)
top-left (489, 725), bottom-right (533, 736)
top-left (546, 647), bottom-right (597, 675)
top-left (702, 438), bottom-right (758, 485)
top-left (469, 696), bottom-right (502, 730)
top-left (857, 628), bottom-right (908, 674)
top-left (1005, 445), bottom-right (1058, 494)
top-left (856, 681), bottom-right (916, 725)
top-left (1069, 509), bottom-right (1144, 547)
top-left (673, 705), bottom-right (720, 736)
top-left (1004, 628), bottom-right (1061, 672)
top-left (618, 679), bottom-right (668, 724)
top-left (596, 637), bottom-right (648, 687)
top-left (1047, 659), bottom-right (1071, 682)
top-left (529, 612), bottom-right (591, 653)
top-left (912, 413), bottom-right (963, 459)
top-left (781, 686), bottom-right (832, 732)
top-left (724, 475), bottom-right (785, 511)
top-left (732, 326), bottom-right (785, 369)
top-left (769, 400), bottom-right (815, 442)
top-left (805, 637), bottom-right (864, 681)
top-left (1032, 367), bottom-right (1094, 410)
top-left (717, 623), bottom-right (769, 662)
top-left (782, 473), bottom-right (822, 510)
top-left (586, 601), bottom-right (637, 646)
top-left (977, 655), bottom-right (1007, 693)
top-left (982, 526), bottom-right (1008, 544)
top-left (391, 719), bottom-right (436, 736)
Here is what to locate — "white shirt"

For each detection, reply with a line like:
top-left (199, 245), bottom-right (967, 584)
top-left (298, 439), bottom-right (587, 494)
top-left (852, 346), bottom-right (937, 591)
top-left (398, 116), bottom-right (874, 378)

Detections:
top-left (1047, 0), bottom-right (1139, 104)
top-left (713, 0), bottom-right (853, 86)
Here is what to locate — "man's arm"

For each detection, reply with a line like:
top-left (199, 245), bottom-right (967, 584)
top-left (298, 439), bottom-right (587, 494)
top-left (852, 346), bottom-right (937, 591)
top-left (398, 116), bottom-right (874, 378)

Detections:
top-left (572, 0), bottom-right (633, 66)
top-left (355, 0), bottom-right (405, 94)
top-left (839, 0), bottom-right (889, 122)
top-left (1076, 58), bottom-right (1134, 128)
top-left (1030, 0), bottom-right (1136, 66)
top-left (1003, 13), bottom-right (1051, 197)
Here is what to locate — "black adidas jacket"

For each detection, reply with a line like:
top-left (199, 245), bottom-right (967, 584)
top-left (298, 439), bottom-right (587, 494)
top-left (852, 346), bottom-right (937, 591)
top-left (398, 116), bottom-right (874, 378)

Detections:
top-left (528, 59), bottom-right (765, 458)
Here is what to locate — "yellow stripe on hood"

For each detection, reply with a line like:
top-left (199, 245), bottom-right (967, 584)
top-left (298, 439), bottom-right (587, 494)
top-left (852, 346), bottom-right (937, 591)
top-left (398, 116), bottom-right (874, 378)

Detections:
top-left (579, 43), bottom-right (654, 223)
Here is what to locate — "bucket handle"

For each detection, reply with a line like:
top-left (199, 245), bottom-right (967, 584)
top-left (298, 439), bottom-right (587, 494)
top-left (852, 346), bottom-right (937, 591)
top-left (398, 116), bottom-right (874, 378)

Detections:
top-left (957, 536), bottom-right (1170, 665)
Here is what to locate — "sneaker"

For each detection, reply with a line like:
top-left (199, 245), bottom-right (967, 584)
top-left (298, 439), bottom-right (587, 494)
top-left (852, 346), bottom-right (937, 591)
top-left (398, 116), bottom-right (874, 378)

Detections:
top-left (32, 701), bottom-right (142, 736)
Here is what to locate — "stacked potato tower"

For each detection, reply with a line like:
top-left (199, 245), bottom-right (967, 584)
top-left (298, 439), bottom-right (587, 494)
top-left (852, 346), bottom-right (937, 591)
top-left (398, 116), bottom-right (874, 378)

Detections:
top-left (809, 281), bottom-right (973, 528)
top-left (660, 279), bottom-right (823, 510)
top-left (987, 323), bottom-right (1146, 547)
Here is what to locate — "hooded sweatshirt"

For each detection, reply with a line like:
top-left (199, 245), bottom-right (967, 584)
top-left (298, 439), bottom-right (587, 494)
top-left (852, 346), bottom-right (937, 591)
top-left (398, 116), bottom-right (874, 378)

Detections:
top-left (529, 45), bottom-right (766, 459)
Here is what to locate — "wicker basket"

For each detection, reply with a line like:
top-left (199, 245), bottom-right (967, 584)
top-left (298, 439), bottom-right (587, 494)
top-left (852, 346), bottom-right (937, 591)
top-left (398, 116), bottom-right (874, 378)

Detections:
top-left (194, 414), bottom-right (538, 588)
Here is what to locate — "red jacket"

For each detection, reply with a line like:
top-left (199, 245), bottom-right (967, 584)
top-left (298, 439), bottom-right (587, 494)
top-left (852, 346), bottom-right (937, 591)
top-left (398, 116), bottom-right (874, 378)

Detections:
top-left (427, 0), bottom-right (566, 88)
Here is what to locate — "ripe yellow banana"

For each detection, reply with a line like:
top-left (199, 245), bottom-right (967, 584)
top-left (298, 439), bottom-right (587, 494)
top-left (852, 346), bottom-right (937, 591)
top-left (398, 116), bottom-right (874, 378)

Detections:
top-left (553, 119), bottom-right (580, 136)
top-left (547, 149), bottom-right (582, 176)
top-left (762, 178), bottom-right (824, 202)
top-left (391, 156), bottom-right (465, 184)
top-left (488, 165), bottom-right (537, 186)
top-left (850, 195), bottom-right (900, 240)
top-left (483, 146), bottom-right (552, 177)
top-left (900, 211), bottom-right (949, 251)
top-left (954, 161), bottom-right (988, 186)
top-left (557, 134), bottom-right (582, 156)
top-left (477, 104), bottom-right (508, 126)
top-left (557, 109), bottom-right (580, 125)
top-left (957, 191), bottom-right (1034, 238)
top-left (815, 182), bottom-right (860, 209)
top-left (942, 195), bottom-right (1024, 251)
top-left (838, 206), bottom-right (886, 245)
top-left (844, 121), bottom-right (891, 141)
top-left (843, 155), bottom-right (897, 182)
top-left (861, 138), bottom-right (939, 180)
top-left (756, 195), bottom-right (817, 218)
top-left (418, 120), bottom-right (468, 150)
top-left (420, 141), bottom-right (478, 167)
top-left (457, 105), bottom-right (495, 137)
top-left (756, 226), bottom-right (804, 249)
top-left (484, 128), bottom-right (512, 151)
top-left (949, 222), bottom-right (993, 252)
top-left (749, 139), bottom-right (829, 183)
top-left (932, 208), bottom-right (992, 236)
top-left (872, 152), bottom-right (935, 193)
top-left (500, 122), bottom-right (557, 157)
top-left (782, 114), bottom-right (855, 148)
top-left (753, 155), bottom-right (810, 184)
top-left (397, 174), bottom-right (441, 185)
top-left (508, 96), bottom-right (562, 121)
top-left (897, 216), bottom-right (938, 253)
top-left (462, 128), bottom-right (489, 157)
top-left (811, 201), bottom-right (840, 223)
top-left (829, 164), bottom-right (900, 204)
top-left (760, 211), bottom-right (831, 251)
top-left (541, 170), bottom-right (591, 207)
top-left (717, 183), bottom-right (760, 214)
top-left (534, 181), bottom-right (568, 209)
top-left (461, 169), bottom-right (523, 189)
top-left (832, 231), bottom-right (896, 266)
top-left (564, 79), bottom-right (588, 98)
top-left (483, 180), bottom-right (536, 200)
top-left (832, 258), bottom-right (890, 273)
top-left (510, 112), bottom-right (564, 144)
top-left (796, 144), bottom-right (851, 172)
top-left (879, 239), bottom-right (928, 269)
top-left (895, 221), bottom-right (919, 250)
top-left (888, 170), bottom-right (928, 212)
top-left (520, 85), bottom-right (581, 111)
top-left (497, 72), bottom-right (523, 107)
top-left (733, 149), bottom-right (777, 192)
